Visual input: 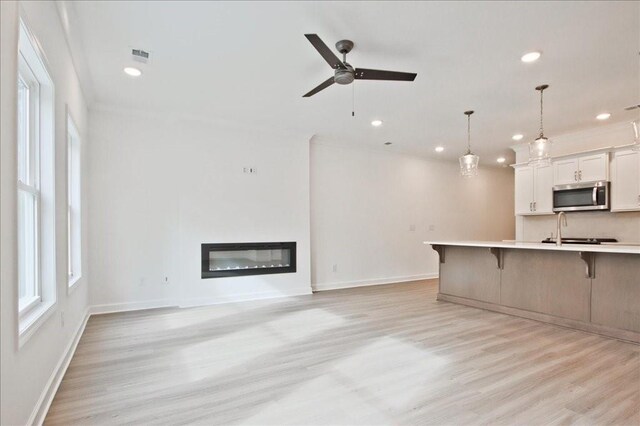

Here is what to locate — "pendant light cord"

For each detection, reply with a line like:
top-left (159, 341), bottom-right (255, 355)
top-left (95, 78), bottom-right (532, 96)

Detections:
top-left (539, 88), bottom-right (544, 137)
top-left (535, 84), bottom-right (549, 138)
top-left (464, 110), bottom-right (474, 154)
top-left (467, 114), bottom-right (471, 152)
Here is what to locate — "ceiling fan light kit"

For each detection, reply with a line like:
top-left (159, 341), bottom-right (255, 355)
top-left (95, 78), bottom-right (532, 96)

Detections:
top-left (528, 84), bottom-right (552, 166)
top-left (302, 34), bottom-right (417, 98)
top-left (459, 110), bottom-right (479, 177)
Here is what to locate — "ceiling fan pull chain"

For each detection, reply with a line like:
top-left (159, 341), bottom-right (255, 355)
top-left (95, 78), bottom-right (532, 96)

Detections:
top-left (352, 80), bottom-right (355, 117)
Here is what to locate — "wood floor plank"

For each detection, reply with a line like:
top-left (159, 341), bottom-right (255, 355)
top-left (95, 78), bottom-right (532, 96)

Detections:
top-left (45, 280), bottom-right (640, 425)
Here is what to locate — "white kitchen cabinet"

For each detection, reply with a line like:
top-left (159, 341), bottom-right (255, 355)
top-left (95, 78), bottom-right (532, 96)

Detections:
top-left (553, 153), bottom-right (609, 185)
top-left (515, 166), bottom-right (534, 215)
top-left (579, 153), bottom-right (609, 182)
top-left (553, 158), bottom-right (579, 185)
top-left (611, 149), bottom-right (640, 212)
top-left (534, 163), bottom-right (553, 213)
top-left (514, 164), bottom-right (553, 215)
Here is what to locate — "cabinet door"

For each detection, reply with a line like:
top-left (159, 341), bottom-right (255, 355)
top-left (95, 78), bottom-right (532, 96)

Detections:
top-left (515, 166), bottom-right (534, 215)
top-left (533, 164), bottom-right (554, 214)
top-left (553, 158), bottom-right (579, 185)
top-left (611, 150), bottom-right (640, 212)
top-left (579, 153), bottom-right (609, 182)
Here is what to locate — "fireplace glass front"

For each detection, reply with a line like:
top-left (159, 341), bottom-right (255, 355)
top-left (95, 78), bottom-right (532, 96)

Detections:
top-left (201, 242), bottom-right (296, 278)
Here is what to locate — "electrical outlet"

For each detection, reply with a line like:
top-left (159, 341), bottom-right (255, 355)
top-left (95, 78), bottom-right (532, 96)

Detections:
top-left (332, 264), bottom-right (338, 273)
top-left (243, 167), bottom-right (258, 174)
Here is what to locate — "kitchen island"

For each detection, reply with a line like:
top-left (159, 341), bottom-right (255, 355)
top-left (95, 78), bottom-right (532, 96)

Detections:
top-left (425, 241), bottom-right (640, 343)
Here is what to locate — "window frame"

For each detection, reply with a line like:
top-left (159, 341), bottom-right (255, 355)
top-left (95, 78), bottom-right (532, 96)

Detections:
top-left (17, 16), bottom-right (58, 347)
top-left (66, 111), bottom-right (82, 290)
top-left (17, 45), bottom-right (42, 318)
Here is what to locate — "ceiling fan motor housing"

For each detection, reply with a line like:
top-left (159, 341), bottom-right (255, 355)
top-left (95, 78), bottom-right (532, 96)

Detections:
top-left (335, 63), bottom-right (355, 85)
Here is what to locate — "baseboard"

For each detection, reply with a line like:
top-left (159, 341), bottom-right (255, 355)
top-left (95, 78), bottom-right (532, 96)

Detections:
top-left (312, 273), bottom-right (438, 292)
top-left (28, 306), bottom-right (90, 426)
top-left (89, 299), bottom-right (177, 315)
top-left (179, 289), bottom-right (313, 308)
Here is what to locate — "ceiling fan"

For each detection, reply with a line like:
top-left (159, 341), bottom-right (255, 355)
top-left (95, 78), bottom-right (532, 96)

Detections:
top-left (303, 34), bottom-right (417, 97)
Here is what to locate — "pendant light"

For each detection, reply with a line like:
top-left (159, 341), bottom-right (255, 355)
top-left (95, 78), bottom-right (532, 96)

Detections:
top-left (632, 119), bottom-right (640, 151)
top-left (529, 84), bottom-right (552, 165)
top-left (459, 110), bottom-right (479, 177)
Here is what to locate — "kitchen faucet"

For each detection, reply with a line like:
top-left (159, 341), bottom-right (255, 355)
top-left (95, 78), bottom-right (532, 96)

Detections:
top-left (556, 212), bottom-right (567, 246)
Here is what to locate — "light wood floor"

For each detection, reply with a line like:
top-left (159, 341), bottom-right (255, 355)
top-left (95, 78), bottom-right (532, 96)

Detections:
top-left (45, 280), bottom-right (640, 425)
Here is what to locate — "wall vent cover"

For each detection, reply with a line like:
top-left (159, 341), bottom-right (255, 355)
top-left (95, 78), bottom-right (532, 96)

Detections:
top-left (131, 49), bottom-right (150, 63)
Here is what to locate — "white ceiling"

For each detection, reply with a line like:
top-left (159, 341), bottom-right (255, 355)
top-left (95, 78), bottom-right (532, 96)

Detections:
top-left (67, 1), bottom-right (640, 163)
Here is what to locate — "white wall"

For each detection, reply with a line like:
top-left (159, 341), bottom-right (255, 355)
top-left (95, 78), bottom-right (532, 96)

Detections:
top-left (310, 142), bottom-right (515, 290)
top-left (88, 108), bottom-right (312, 311)
top-left (512, 121), bottom-right (640, 242)
top-left (0, 1), bottom-right (90, 424)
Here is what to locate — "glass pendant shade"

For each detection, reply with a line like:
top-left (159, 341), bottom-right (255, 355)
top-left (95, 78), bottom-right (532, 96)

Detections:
top-left (529, 135), bottom-right (552, 165)
top-left (459, 150), bottom-right (479, 177)
top-left (632, 120), bottom-right (640, 152)
top-left (459, 110), bottom-right (479, 177)
top-left (529, 84), bottom-right (552, 165)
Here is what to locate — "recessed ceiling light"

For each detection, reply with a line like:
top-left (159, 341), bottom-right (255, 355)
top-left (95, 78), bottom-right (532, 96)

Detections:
top-left (497, 157), bottom-right (506, 164)
top-left (596, 113), bottom-right (611, 120)
top-left (435, 146), bottom-right (444, 153)
top-left (124, 67), bottom-right (142, 77)
top-left (512, 134), bottom-right (524, 141)
top-left (384, 141), bottom-right (392, 145)
top-left (521, 51), bottom-right (541, 63)
top-left (371, 120), bottom-right (383, 127)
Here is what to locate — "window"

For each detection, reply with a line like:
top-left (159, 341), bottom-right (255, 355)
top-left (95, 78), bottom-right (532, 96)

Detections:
top-left (67, 114), bottom-right (82, 288)
top-left (17, 35), bottom-right (41, 314)
top-left (17, 19), bottom-right (56, 342)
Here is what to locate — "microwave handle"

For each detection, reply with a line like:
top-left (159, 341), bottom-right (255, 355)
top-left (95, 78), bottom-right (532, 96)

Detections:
top-left (592, 187), bottom-right (598, 205)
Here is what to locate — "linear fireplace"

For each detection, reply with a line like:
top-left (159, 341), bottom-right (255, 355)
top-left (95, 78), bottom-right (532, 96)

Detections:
top-left (201, 242), bottom-right (296, 279)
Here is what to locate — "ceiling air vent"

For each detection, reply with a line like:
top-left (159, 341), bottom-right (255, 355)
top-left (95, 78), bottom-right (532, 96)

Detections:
top-left (624, 104), bottom-right (640, 111)
top-left (131, 48), bottom-right (150, 63)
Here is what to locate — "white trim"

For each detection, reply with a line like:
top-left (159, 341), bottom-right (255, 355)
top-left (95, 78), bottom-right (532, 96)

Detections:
top-left (89, 289), bottom-right (316, 315)
top-left (27, 307), bottom-right (90, 426)
top-left (179, 289), bottom-right (312, 309)
top-left (66, 107), bottom-right (82, 291)
top-left (67, 275), bottom-right (81, 293)
top-left (89, 299), bottom-right (177, 315)
top-left (18, 300), bottom-right (56, 348)
top-left (312, 273), bottom-right (438, 292)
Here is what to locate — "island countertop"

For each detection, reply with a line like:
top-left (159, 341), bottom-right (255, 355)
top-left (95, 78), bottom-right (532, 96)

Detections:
top-left (424, 240), bottom-right (640, 254)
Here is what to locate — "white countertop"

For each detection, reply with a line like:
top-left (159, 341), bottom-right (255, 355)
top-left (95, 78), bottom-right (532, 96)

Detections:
top-left (424, 240), bottom-right (640, 254)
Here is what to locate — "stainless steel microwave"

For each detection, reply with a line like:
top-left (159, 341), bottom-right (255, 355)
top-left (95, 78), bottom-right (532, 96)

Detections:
top-left (553, 180), bottom-right (609, 212)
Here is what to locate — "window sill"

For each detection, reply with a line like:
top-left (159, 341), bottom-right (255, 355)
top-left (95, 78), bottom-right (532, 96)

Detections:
top-left (19, 300), bottom-right (56, 349)
top-left (68, 275), bottom-right (82, 294)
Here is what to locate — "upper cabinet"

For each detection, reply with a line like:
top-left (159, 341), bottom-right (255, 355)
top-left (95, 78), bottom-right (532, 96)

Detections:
top-left (553, 152), bottom-right (609, 185)
top-left (514, 163), bottom-right (553, 215)
top-left (611, 149), bottom-right (640, 212)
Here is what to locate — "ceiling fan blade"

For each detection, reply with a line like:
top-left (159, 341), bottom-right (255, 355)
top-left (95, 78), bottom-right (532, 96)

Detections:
top-left (305, 34), bottom-right (346, 70)
top-left (355, 68), bottom-right (417, 81)
top-left (303, 76), bottom-right (335, 97)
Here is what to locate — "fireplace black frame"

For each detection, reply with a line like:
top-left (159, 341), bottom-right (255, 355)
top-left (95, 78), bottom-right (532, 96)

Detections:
top-left (201, 242), bottom-right (296, 279)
